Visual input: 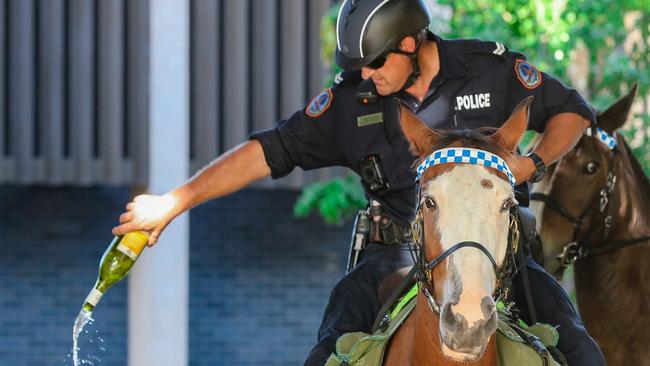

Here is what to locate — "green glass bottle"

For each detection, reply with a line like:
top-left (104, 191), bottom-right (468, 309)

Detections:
top-left (81, 231), bottom-right (149, 311)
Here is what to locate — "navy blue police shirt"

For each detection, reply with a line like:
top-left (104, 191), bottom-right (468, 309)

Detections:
top-left (249, 34), bottom-right (595, 226)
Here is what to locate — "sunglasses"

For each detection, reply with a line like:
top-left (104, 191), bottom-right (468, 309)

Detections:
top-left (365, 49), bottom-right (413, 70)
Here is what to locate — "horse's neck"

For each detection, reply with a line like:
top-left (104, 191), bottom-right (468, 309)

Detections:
top-left (409, 292), bottom-right (497, 366)
top-left (574, 139), bottom-right (650, 323)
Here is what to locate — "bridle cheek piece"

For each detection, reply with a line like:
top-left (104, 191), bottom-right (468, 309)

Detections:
top-left (410, 198), bottom-right (520, 314)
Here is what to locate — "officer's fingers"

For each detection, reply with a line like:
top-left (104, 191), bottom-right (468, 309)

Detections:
top-left (119, 211), bottom-right (134, 224)
top-left (126, 202), bottom-right (135, 211)
top-left (147, 235), bottom-right (156, 246)
top-left (147, 230), bottom-right (160, 246)
top-left (146, 219), bottom-right (172, 246)
top-left (112, 222), bottom-right (140, 236)
top-left (147, 225), bottom-right (165, 246)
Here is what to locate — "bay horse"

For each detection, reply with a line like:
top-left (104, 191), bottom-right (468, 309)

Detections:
top-left (530, 84), bottom-right (650, 365)
top-left (382, 97), bottom-right (531, 365)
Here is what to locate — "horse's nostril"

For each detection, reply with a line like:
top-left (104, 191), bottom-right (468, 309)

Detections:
top-left (481, 296), bottom-right (495, 318)
top-left (441, 304), bottom-right (460, 329)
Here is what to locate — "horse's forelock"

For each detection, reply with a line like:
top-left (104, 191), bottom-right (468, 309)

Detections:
top-left (433, 129), bottom-right (511, 157)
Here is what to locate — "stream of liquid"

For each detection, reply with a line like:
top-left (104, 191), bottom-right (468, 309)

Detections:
top-left (72, 309), bottom-right (93, 366)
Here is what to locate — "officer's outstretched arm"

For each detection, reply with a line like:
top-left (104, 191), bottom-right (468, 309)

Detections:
top-left (177, 139), bottom-right (271, 208)
top-left (112, 140), bottom-right (271, 245)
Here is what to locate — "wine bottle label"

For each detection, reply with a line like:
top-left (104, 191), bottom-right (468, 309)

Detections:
top-left (119, 231), bottom-right (149, 258)
top-left (117, 243), bottom-right (138, 260)
top-left (85, 288), bottom-right (104, 307)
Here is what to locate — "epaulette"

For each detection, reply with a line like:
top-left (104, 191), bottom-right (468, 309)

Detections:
top-left (463, 39), bottom-right (511, 59)
top-left (333, 70), bottom-right (362, 87)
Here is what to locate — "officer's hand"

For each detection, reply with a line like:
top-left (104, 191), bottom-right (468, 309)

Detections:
top-left (111, 194), bottom-right (178, 246)
top-left (509, 154), bottom-right (536, 185)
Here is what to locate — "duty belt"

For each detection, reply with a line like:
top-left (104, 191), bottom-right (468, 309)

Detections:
top-left (368, 201), bottom-right (411, 245)
top-left (346, 201), bottom-right (412, 273)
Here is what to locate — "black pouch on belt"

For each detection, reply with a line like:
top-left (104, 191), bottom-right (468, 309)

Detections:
top-left (360, 155), bottom-right (390, 196)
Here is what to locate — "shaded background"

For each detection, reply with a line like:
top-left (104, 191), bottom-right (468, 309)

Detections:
top-left (0, 186), bottom-right (349, 365)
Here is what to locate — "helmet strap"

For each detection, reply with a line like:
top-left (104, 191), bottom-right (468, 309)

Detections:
top-left (398, 32), bottom-right (426, 91)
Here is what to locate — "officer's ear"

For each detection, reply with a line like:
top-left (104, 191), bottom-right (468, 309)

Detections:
top-left (597, 83), bottom-right (637, 135)
top-left (398, 103), bottom-right (439, 156)
top-left (491, 96), bottom-right (533, 152)
top-left (398, 36), bottom-right (417, 53)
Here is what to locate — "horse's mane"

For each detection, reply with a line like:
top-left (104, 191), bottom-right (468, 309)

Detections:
top-left (619, 137), bottom-right (650, 195)
top-left (432, 128), bottom-right (510, 154)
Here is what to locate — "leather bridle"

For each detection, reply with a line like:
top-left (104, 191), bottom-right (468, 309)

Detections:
top-left (531, 134), bottom-right (650, 278)
top-left (409, 196), bottom-right (520, 314)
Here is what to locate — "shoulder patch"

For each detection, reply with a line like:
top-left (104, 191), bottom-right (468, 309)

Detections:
top-left (305, 89), bottom-right (333, 118)
top-left (515, 59), bottom-right (542, 89)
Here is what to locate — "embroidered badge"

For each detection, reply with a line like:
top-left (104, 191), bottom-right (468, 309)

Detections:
top-left (456, 93), bottom-right (491, 111)
top-left (357, 112), bottom-right (383, 127)
top-left (515, 59), bottom-right (542, 89)
top-left (305, 89), bottom-right (333, 117)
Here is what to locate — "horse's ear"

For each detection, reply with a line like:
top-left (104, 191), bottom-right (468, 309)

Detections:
top-left (597, 83), bottom-right (638, 134)
top-left (491, 96), bottom-right (532, 152)
top-left (398, 103), bottom-right (439, 156)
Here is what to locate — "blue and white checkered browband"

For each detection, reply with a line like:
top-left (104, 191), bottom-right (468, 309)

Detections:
top-left (586, 127), bottom-right (617, 150)
top-left (416, 148), bottom-right (516, 187)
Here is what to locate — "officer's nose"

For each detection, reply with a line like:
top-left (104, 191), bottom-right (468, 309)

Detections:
top-left (361, 67), bottom-right (375, 80)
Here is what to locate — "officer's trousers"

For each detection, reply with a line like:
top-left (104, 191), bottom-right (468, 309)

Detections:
top-left (303, 243), bottom-right (606, 366)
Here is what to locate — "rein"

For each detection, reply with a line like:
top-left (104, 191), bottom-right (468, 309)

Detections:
top-left (531, 128), bottom-right (650, 277)
top-left (409, 205), bottom-right (520, 315)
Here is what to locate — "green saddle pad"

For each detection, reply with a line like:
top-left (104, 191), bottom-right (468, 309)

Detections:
top-left (325, 286), bottom-right (565, 366)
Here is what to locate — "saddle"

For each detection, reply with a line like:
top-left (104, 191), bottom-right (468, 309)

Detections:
top-left (325, 284), bottom-right (566, 366)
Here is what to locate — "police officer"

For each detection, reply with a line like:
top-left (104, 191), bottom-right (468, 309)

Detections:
top-left (113, 0), bottom-right (606, 365)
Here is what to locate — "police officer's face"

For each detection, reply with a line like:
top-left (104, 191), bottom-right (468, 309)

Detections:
top-left (361, 38), bottom-right (416, 96)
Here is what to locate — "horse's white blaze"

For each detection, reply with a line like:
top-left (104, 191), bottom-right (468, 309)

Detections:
top-left (424, 164), bottom-right (512, 327)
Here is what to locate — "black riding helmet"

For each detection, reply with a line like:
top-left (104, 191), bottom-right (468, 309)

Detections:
top-left (335, 0), bottom-right (431, 71)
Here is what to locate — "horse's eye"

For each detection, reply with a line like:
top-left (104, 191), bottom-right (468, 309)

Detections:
top-left (424, 197), bottom-right (437, 210)
top-left (502, 199), bottom-right (515, 212)
top-left (585, 161), bottom-right (600, 174)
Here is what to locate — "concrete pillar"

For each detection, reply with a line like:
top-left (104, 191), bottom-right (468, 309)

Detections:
top-left (128, 0), bottom-right (189, 365)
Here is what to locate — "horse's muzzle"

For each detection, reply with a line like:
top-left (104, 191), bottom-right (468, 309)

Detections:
top-left (439, 296), bottom-right (498, 360)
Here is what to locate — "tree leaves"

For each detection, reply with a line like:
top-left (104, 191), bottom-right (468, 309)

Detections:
top-left (293, 175), bottom-right (367, 226)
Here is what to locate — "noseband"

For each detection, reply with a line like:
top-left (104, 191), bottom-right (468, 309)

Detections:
top-left (531, 128), bottom-right (650, 277)
top-left (412, 147), bottom-right (520, 314)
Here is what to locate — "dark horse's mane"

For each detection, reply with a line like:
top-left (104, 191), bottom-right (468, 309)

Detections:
top-left (620, 137), bottom-right (650, 195)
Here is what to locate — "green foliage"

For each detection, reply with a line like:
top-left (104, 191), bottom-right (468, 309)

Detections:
top-left (293, 175), bottom-right (367, 226)
top-left (440, 0), bottom-right (650, 172)
top-left (320, 2), bottom-right (343, 87)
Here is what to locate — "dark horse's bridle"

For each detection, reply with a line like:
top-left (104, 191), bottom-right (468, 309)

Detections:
top-left (531, 131), bottom-right (650, 278)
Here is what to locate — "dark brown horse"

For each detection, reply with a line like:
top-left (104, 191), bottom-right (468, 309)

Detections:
top-left (382, 99), bottom-right (530, 365)
top-left (531, 84), bottom-right (650, 365)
